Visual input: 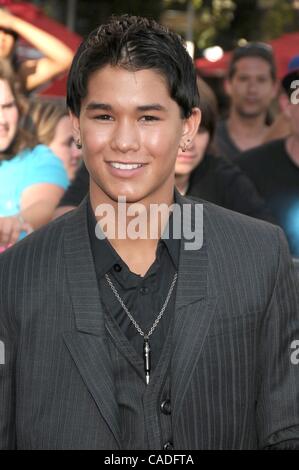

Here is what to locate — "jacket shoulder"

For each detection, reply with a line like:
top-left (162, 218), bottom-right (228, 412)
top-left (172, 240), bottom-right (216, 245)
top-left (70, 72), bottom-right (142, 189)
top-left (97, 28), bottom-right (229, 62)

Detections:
top-left (183, 194), bottom-right (284, 259)
top-left (203, 200), bottom-right (289, 279)
top-left (204, 199), bottom-right (280, 243)
top-left (0, 209), bottom-right (75, 267)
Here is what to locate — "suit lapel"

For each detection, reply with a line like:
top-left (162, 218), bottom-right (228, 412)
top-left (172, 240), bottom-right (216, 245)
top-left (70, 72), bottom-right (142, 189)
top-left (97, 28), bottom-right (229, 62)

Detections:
top-left (63, 198), bottom-right (121, 447)
top-left (62, 193), bottom-right (217, 439)
top-left (172, 192), bottom-right (218, 425)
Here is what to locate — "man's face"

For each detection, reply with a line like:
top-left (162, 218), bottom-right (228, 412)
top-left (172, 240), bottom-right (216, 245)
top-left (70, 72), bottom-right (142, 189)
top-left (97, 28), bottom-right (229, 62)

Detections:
top-left (71, 65), bottom-right (200, 204)
top-left (0, 79), bottom-right (18, 152)
top-left (226, 57), bottom-right (277, 118)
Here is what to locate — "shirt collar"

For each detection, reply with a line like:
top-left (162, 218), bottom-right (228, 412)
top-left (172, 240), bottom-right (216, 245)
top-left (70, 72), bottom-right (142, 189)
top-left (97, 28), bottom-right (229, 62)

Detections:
top-left (87, 192), bottom-right (180, 278)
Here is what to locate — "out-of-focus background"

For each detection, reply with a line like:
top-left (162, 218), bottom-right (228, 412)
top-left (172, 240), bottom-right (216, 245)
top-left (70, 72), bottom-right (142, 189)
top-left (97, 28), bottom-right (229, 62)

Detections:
top-left (23, 0), bottom-right (299, 100)
top-left (3, 0), bottom-right (295, 99)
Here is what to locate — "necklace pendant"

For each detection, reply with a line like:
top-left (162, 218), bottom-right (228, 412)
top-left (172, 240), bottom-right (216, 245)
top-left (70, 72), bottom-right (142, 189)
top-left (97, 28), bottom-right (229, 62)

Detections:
top-left (143, 336), bottom-right (151, 385)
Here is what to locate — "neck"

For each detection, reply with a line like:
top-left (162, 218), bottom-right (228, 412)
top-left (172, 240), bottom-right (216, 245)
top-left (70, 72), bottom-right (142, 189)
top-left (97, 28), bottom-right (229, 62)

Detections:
top-left (227, 108), bottom-right (268, 152)
top-left (89, 181), bottom-right (175, 275)
top-left (175, 173), bottom-right (190, 195)
top-left (286, 135), bottom-right (299, 167)
top-left (228, 108), bottom-right (267, 135)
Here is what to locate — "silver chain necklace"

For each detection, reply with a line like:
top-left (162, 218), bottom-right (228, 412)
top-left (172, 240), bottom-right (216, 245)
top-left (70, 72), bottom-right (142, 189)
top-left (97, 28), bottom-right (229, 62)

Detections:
top-left (105, 271), bottom-right (178, 385)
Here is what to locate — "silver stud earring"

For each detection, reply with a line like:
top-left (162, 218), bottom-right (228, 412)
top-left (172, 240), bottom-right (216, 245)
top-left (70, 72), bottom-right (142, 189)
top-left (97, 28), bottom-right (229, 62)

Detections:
top-left (181, 139), bottom-right (190, 153)
top-left (75, 139), bottom-right (82, 149)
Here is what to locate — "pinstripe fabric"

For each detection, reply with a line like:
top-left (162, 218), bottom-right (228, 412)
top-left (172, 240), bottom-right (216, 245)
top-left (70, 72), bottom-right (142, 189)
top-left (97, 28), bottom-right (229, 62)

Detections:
top-left (0, 193), bottom-right (299, 449)
top-left (103, 308), bottom-right (173, 449)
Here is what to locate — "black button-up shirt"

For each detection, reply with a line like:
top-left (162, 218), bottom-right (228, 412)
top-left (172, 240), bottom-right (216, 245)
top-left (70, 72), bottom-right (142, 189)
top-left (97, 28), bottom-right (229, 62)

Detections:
top-left (87, 195), bottom-right (180, 449)
top-left (87, 196), bottom-right (180, 371)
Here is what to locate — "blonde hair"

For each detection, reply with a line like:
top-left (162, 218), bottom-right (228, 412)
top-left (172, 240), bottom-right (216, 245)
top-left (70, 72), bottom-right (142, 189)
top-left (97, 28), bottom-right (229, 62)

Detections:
top-left (26, 99), bottom-right (68, 146)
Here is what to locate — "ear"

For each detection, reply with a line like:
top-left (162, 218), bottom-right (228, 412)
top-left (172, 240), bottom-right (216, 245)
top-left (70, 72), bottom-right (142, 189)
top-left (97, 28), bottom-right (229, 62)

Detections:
top-left (270, 80), bottom-right (280, 100)
top-left (224, 78), bottom-right (232, 97)
top-left (69, 110), bottom-right (81, 144)
top-left (179, 107), bottom-right (201, 150)
top-left (279, 92), bottom-right (291, 119)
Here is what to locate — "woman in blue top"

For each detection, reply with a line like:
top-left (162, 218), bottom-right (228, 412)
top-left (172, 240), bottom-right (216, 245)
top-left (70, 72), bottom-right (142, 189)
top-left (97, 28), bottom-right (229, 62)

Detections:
top-left (0, 59), bottom-right (68, 249)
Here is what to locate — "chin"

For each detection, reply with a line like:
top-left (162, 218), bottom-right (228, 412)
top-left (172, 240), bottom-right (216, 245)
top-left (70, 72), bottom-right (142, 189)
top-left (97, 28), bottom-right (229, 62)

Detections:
top-left (175, 167), bottom-right (191, 176)
top-left (0, 143), bottom-right (10, 153)
top-left (119, 190), bottom-right (148, 203)
top-left (102, 188), bottom-right (144, 204)
top-left (239, 108), bottom-right (263, 118)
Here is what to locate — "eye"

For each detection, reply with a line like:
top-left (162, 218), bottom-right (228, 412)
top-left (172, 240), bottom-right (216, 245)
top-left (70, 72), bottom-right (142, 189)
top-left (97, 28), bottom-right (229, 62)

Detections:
top-left (94, 114), bottom-right (113, 121)
top-left (140, 115), bottom-right (160, 122)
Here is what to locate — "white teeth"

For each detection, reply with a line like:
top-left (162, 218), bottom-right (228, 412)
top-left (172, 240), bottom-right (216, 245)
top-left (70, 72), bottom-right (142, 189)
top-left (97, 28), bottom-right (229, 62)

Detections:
top-left (110, 162), bottom-right (143, 170)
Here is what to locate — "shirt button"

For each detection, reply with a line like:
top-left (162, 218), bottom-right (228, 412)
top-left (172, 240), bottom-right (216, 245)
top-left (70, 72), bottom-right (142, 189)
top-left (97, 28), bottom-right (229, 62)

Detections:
top-left (163, 441), bottom-right (174, 450)
top-left (160, 399), bottom-right (171, 415)
top-left (140, 286), bottom-right (149, 295)
top-left (113, 263), bottom-right (122, 272)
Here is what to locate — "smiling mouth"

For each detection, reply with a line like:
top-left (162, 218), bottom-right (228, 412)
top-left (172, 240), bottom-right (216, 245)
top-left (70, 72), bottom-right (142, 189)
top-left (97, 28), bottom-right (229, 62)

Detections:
top-left (108, 162), bottom-right (146, 170)
top-left (245, 98), bottom-right (259, 103)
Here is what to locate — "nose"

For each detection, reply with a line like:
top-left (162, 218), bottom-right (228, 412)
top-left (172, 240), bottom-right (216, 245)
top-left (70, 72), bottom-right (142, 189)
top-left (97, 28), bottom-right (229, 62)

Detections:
top-left (247, 78), bottom-right (258, 93)
top-left (111, 118), bottom-right (140, 153)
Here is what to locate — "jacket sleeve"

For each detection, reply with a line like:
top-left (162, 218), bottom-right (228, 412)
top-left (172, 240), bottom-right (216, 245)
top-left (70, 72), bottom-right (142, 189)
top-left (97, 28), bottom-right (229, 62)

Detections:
top-left (256, 227), bottom-right (299, 449)
top-left (0, 252), bottom-right (17, 449)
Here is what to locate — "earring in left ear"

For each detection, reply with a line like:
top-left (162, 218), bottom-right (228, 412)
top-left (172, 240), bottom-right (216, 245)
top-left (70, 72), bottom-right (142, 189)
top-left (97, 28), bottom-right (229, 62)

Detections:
top-left (181, 139), bottom-right (190, 153)
top-left (75, 139), bottom-right (82, 149)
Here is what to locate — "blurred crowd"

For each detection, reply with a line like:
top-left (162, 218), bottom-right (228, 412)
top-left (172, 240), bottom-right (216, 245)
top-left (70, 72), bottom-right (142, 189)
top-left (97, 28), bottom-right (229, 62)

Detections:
top-left (0, 7), bottom-right (298, 261)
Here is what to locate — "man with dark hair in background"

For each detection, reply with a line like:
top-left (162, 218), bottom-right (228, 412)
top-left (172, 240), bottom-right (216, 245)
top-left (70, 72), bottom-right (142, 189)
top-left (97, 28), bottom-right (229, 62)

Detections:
top-left (237, 56), bottom-right (299, 258)
top-left (213, 43), bottom-right (278, 160)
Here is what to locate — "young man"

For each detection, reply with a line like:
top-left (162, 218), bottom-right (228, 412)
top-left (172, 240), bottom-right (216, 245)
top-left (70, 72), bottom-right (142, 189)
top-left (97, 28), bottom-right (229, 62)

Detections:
top-left (214, 43), bottom-right (278, 160)
top-left (236, 56), bottom-right (299, 258)
top-left (0, 15), bottom-right (299, 450)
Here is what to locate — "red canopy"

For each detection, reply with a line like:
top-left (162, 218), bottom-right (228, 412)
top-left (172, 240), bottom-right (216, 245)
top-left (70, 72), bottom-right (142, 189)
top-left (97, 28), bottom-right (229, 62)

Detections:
top-left (0, 0), bottom-right (82, 96)
top-left (196, 31), bottom-right (299, 80)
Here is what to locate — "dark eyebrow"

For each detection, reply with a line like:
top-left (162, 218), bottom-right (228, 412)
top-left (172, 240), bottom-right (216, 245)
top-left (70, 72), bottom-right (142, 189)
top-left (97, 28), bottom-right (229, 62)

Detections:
top-left (137, 104), bottom-right (167, 112)
top-left (85, 102), bottom-right (112, 111)
top-left (85, 102), bottom-right (167, 112)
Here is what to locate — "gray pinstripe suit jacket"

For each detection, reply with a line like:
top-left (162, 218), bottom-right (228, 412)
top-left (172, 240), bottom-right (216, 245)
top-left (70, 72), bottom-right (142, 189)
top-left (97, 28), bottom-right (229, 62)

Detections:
top-left (0, 192), bottom-right (299, 449)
